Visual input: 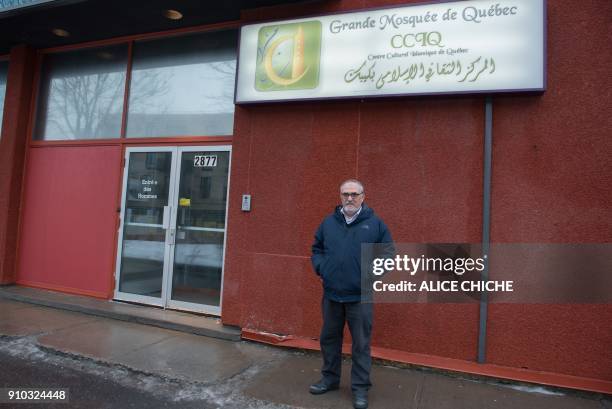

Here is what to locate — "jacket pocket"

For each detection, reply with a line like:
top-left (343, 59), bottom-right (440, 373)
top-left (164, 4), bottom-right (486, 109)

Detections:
top-left (345, 257), bottom-right (363, 294)
top-left (320, 256), bottom-right (336, 279)
top-left (321, 257), bottom-right (339, 288)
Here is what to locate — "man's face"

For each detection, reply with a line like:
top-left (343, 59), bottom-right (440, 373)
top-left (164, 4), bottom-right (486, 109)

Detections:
top-left (340, 182), bottom-right (364, 216)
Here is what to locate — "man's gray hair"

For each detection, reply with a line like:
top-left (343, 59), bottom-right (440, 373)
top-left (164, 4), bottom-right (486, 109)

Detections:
top-left (339, 179), bottom-right (365, 194)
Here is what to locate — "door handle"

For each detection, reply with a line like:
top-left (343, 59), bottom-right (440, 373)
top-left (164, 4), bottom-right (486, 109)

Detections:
top-left (162, 206), bottom-right (171, 229)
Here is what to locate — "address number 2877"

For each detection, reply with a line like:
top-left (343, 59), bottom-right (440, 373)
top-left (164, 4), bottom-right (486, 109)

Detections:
top-left (193, 155), bottom-right (217, 167)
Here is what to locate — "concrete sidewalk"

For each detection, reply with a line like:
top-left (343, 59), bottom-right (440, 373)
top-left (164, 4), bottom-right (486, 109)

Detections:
top-left (0, 289), bottom-right (609, 409)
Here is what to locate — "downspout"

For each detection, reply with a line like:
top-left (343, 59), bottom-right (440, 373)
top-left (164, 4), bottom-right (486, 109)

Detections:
top-left (478, 96), bottom-right (493, 363)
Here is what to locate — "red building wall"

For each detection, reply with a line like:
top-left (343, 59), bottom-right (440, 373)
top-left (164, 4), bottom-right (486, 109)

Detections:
top-left (485, 1), bottom-right (612, 381)
top-left (222, 0), bottom-right (612, 382)
top-left (17, 145), bottom-right (122, 298)
top-left (0, 45), bottom-right (35, 284)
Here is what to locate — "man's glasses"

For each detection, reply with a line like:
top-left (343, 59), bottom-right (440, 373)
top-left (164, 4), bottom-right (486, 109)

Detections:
top-left (341, 192), bottom-right (363, 199)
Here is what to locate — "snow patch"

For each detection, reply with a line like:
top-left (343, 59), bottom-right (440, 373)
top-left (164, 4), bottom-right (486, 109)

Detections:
top-left (0, 336), bottom-right (299, 408)
top-left (504, 384), bottom-right (565, 396)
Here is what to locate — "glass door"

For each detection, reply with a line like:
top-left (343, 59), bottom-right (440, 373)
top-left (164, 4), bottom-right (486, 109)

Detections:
top-left (166, 147), bottom-right (231, 315)
top-left (115, 147), bottom-right (176, 306)
top-left (115, 146), bottom-right (230, 315)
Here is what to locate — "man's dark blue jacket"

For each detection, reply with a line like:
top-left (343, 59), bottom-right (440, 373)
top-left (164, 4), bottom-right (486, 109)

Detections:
top-left (312, 204), bottom-right (394, 302)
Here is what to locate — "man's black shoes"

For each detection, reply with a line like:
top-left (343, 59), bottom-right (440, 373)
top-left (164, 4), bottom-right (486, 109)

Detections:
top-left (309, 381), bottom-right (368, 408)
top-left (309, 380), bottom-right (339, 395)
top-left (352, 390), bottom-right (368, 409)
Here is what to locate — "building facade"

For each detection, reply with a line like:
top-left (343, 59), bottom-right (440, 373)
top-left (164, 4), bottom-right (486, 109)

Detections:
top-left (0, 0), bottom-right (610, 393)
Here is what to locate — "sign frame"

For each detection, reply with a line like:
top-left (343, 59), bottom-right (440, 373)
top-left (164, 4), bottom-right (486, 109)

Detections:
top-left (234, 0), bottom-right (547, 104)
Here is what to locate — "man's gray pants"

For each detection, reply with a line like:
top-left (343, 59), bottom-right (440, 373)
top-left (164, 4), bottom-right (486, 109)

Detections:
top-left (320, 297), bottom-right (373, 392)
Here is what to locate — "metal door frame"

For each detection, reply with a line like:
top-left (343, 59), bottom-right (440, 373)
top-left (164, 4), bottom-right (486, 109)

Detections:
top-left (114, 145), bottom-right (231, 316)
top-left (114, 146), bottom-right (178, 307)
top-left (165, 145), bottom-right (232, 316)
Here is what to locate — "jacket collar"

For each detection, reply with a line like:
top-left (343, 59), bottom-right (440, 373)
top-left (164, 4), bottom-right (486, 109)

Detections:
top-left (334, 203), bottom-right (372, 225)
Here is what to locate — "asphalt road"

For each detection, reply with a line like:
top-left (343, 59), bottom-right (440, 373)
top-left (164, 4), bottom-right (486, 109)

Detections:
top-left (0, 348), bottom-right (215, 409)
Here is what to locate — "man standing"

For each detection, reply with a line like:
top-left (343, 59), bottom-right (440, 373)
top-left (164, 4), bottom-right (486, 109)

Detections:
top-left (310, 179), bottom-right (394, 409)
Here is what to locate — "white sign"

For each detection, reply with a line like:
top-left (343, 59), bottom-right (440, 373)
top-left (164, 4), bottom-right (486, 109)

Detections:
top-left (236, 0), bottom-right (545, 103)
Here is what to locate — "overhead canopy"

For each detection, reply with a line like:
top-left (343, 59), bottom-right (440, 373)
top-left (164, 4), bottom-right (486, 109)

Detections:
top-left (0, 0), bottom-right (316, 54)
